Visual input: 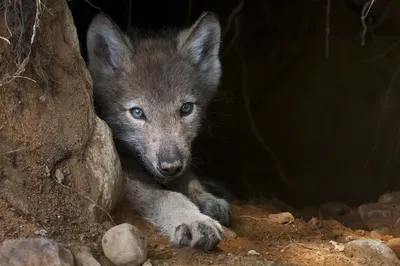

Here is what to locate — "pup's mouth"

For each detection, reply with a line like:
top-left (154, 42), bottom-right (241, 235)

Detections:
top-left (153, 175), bottom-right (179, 184)
top-left (151, 165), bottom-right (187, 184)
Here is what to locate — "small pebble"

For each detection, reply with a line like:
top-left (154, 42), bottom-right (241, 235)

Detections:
top-left (269, 212), bottom-right (295, 224)
top-left (69, 246), bottom-right (101, 266)
top-left (344, 235), bottom-right (354, 242)
top-left (45, 166), bottom-right (51, 177)
top-left (387, 238), bottom-right (400, 258)
top-left (222, 226), bottom-right (237, 239)
top-left (329, 240), bottom-right (345, 252)
top-left (55, 169), bottom-right (65, 184)
top-left (39, 95), bottom-right (46, 102)
top-left (308, 217), bottom-right (321, 228)
top-left (102, 223), bottom-right (148, 266)
top-left (148, 243), bottom-right (158, 248)
top-left (142, 259), bottom-right (152, 266)
top-left (34, 229), bottom-right (47, 236)
top-left (247, 250), bottom-right (260, 256)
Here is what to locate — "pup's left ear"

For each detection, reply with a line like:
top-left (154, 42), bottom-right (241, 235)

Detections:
top-left (177, 12), bottom-right (222, 85)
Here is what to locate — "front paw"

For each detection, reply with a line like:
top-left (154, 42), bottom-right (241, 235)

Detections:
top-left (193, 193), bottom-right (232, 226)
top-left (172, 217), bottom-right (224, 251)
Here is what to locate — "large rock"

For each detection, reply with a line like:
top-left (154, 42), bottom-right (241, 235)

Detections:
top-left (358, 203), bottom-right (400, 230)
top-left (0, 0), bottom-right (122, 232)
top-left (378, 191), bottom-right (400, 204)
top-left (71, 116), bottom-right (123, 222)
top-left (102, 223), bottom-right (148, 266)
top-left (0, 238), bottom-right (74, 266)
top-left (318, 202), bottom-right (366, 230)
top-left (344, 239), bottom-right (400, 266)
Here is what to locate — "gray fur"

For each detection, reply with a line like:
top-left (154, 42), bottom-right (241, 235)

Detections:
top-left (86, 12), bottom-right (231, 250)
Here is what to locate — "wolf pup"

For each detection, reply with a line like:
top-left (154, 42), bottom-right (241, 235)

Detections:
top-left (86, 11), bottom-right (231, 250)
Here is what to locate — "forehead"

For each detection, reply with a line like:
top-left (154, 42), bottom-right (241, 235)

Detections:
top-left (124, 40), bottom-right (197, 99)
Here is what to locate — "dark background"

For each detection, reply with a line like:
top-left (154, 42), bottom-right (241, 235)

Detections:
top-left (69, 0), bottom-right (400, 208)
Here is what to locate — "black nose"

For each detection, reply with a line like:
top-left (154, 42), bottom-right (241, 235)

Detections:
top-left (158, 161), bottom-right (183, 177)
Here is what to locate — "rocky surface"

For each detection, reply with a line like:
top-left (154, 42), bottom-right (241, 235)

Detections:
top-left (0, 238), bottom-right (74, 266)
top-left (102, 223), bottom-right (148, 266)
top-left (78, 117), bottom-right (124, 222)
top-left (69, 245), bottom-right (101, 266)
top-left (344, 239), bottom-right (400, 266)
top-left (269, 212), bottom-right (295, 224)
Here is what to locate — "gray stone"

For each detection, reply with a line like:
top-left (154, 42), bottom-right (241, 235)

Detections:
top-left (358, 203), bottom-right (400, 230)
top-left (55, 168), bottom-right (65, 184)
top-left (0, 238), bottom-right (74, 266)
top-left (344, 239), bottom-right (400, 266)
top-left (142, 259), bottom-right (153, 266)
top-left (82, 116), bottom-right (124, 222)
top-left (102, 223), bottom-right (148, 266)
top-left (69, 245), bottom-right (101, 266)
top-left (247, 250), bottom-right (260, 256)
top-left (378, 191), bottom-right (400, 204)
top-left (268, 212), bottom-right (295, 224)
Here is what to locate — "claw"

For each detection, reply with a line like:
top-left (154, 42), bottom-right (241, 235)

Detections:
top-left (173, 219), bottom-right (223, 251)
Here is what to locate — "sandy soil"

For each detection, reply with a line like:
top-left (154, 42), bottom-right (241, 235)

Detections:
top-left (2, 195), bottom-right (396, 266)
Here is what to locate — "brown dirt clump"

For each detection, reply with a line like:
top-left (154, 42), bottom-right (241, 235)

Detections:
top-left (0, 0), bottom-right (108, 253)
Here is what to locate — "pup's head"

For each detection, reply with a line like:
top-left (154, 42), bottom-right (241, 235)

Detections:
top-left (86, 12), bottom-right (222, 183)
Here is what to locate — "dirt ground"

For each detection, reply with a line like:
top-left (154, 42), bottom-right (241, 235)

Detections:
top-left (1, 195), bottom-right (396, 266)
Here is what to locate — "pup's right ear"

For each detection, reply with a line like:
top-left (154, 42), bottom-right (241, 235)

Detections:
top-left (177, 12), bottom-right (222, 88)
top-left (86, 13), bottom-right (133, 76)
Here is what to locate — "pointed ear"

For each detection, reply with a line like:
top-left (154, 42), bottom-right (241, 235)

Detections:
top-left (177, 12), bottom-right (222, 82)
top-left (86, 13), bottom-right (132, 76)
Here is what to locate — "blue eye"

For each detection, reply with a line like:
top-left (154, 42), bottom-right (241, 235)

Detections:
top-left (180, 102), bottom-right (194, 116)
top-left (130, 107), bottom-right (145, 119)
